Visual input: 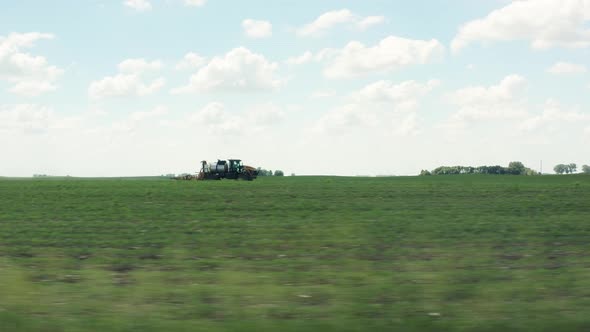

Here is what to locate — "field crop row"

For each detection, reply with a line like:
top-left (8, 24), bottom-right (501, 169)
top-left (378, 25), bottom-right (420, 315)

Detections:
top-left (1, 175), bottom-right (589, 331)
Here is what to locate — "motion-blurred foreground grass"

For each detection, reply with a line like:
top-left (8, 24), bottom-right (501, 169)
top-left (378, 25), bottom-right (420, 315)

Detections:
top-left (1, 175), bottom-right (589, 331)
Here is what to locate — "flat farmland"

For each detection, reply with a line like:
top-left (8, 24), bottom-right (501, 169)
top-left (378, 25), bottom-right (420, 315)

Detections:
top-left (1, 175), bottom-right (589, 331)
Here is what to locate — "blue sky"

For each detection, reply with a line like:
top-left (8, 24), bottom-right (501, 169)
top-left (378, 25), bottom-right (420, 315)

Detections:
top-left (1, 0), bottom-right (589, 176)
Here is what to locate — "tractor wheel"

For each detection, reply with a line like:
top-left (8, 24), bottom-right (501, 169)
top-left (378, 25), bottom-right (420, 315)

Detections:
top-left (239, 172), bottom-right (252, 181)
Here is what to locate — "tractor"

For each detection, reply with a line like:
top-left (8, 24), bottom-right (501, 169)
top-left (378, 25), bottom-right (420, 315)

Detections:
top-left (197, 159), bottom-right (258, 181)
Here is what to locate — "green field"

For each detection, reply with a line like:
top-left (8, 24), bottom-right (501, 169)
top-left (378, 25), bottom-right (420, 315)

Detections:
top-left (1, 175), bottom-right (589, 331)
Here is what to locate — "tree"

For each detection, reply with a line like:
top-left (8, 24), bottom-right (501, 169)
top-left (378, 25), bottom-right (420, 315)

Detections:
top-left (274, 170), bottom-right (284, 176)
top-left (554, 164), bottom-right (566, 174)
top-left (256, 167), bottom-right (272, 176)
top-left (568, 163), bottom-right (577, 174)
top-left (508, 161), bottom-right (526, 175)
top-left (428, 162), bottom-right (536, 176)
top-left (487, 165), bottom-right (505, 174)
top-left (476, 166), bottom-right (489, 174)
top-left (582, 165), bottom-right (590, 174)
top-left (555, 163), bottom-right (577, 174)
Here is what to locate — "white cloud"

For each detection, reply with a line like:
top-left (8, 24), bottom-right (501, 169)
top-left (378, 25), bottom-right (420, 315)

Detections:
top-left (321, 36), bottom-right (444, 79)
top-left (0, 104), bottom-right (80, 134)
top-left (314, 48), bottom-right (338, 62)
top-left (313, 104), bottom-right (379, 133)
top-left (88, 58), bottom-right (165, 99)
top-left (184, 0), bottom-right (206, 7)
top-left (188, 102), bottom-right (284, 135)
top-left (395, 112), bottom-right (421, 136)
top-left (356, 16), bottom-right (385, 30)
top-left (95, 106), bottom-right (170, 136)
top-left (355, 79), bottom-right (440, 104)
top-left (298, 9), bottom-right (355, 36)
top-left (313, 79), bottom-right (437, 135)
top-left (451, 0), bottom-right (590, 52)
top-left (129, 105), bottom-right (168, 122)
top-left (0, 32), bottom-right (63, 97)
top-left (118, 58), bottom-right (162, 73)
top-left (0, 32), bottom-right (53, 53)
top-left (450, 74), bottom-right (526, 107)
top-left (443, 76), bottom-right (590, 141)
top-left (249, 103), bottom-right (285, 126)
top-left (311, 90), bottom-right (336, 98)
top-left (175, 52), bottom-right (206, 70)
top-left (286, 51), bottom-right (313, 65)
top-left (125, 0), bottom-right (206, 10)
top-left (297, 9), bottom-right (384, 36)
top-left (242, 19), bottom-right (272, 39)
top-left (0, 104), bottom-right (53, 133)
top-left (89, 75), bottom-right (165, 99)
top-left (124, 0), bottom-right (152, 11)
top-left (444, 75), bottom-right (529, 127)
top-left (313, 104), bottom-right (423, 137)
top-left (9, 81), bottom-right (56, 97)
top-left (546, 61), bottom-right (587, 75)
top-left (521, 99), bottom-right (590, 131)
top-left (190, 102), bottom-right (226, 124)
top-left (172, 47), bottom-right (281, 93)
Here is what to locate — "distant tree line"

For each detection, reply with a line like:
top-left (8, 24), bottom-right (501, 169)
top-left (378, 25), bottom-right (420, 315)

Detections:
top-left (553, 163), bottom-right (577, 174)
top-left (553, 163), bottom-right (590, 174)
top-left (256, 168), bottom-right (284, 176)
top-left (420, 161), bottom-right (538, 176)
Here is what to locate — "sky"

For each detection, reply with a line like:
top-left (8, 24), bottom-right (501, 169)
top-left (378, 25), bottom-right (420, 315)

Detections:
top-left (1, 0), bottom-right (589, 176)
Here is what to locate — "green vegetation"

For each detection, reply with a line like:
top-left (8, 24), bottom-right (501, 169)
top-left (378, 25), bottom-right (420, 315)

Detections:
top-left (554, 163), bottom-right (578, 174)
top-left (423, 161), bottom-right (539, 176)
top-left (256, 168), bottom-right (273, 176)
top-left (1, 175), bottom-right (590, 331)
top-left (255, 168), bottom-right (284, 177)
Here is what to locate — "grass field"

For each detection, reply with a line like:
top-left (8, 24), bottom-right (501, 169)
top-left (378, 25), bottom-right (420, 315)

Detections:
top-left (1, 175), bottom-right (590, 331)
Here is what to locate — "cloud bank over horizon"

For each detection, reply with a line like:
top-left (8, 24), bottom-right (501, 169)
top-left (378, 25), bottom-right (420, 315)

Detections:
top-left (1, 1), bottom-right (589, 176)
